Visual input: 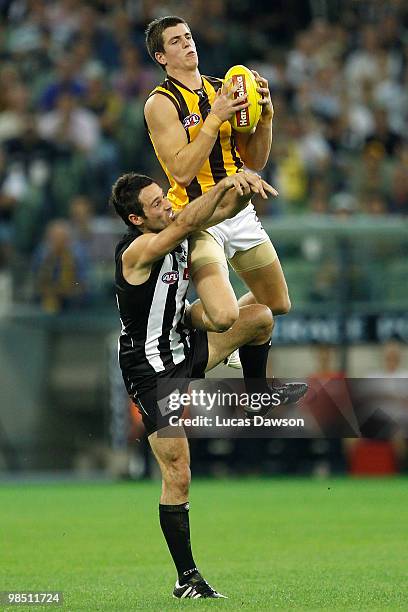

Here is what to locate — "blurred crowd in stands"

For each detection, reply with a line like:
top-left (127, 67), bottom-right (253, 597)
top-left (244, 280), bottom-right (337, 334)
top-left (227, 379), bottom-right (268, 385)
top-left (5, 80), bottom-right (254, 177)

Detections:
top-left (0, 0), bottom-right (407, 311)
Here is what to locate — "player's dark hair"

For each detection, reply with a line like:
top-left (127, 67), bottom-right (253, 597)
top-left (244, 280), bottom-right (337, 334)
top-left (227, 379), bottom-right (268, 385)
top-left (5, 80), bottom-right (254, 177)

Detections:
top-left (145, 16), bottom-right (189, 71)
top-left (110, 173), bottom-right (154, 226)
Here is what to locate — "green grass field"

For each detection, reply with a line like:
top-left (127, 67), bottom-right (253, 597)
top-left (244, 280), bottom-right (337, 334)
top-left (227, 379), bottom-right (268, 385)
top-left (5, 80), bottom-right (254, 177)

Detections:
top-left (1, 478), bottom-right (408, 611)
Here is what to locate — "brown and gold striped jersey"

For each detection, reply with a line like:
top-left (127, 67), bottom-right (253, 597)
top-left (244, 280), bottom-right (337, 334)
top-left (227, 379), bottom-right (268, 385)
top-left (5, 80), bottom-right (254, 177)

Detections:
top-left (146, 75), bottom-right (243, 211)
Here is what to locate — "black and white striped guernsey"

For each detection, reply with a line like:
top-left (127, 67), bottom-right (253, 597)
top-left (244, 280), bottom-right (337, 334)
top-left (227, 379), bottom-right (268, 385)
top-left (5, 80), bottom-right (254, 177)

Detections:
top-left (115, 226), bottom-right (190, 394)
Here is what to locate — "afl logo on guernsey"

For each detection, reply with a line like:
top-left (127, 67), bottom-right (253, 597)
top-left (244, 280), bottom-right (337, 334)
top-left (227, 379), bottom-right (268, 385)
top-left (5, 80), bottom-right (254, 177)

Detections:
top-left (183, 113), bottom-right (200, 129)
top-left (162, 271), bottom-right (179, 284)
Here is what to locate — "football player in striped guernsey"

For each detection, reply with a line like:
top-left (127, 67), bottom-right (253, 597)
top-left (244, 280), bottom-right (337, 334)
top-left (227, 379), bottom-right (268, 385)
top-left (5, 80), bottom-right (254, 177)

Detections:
top-left (144, 16), bottom-right (291, 370)
top-left (111, 170), bottom-right (306, 598)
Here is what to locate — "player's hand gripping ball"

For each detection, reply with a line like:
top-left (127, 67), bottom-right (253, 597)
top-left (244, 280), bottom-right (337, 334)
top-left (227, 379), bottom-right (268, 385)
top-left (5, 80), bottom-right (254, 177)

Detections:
top-left (224, 65), bottom-right (262, 133)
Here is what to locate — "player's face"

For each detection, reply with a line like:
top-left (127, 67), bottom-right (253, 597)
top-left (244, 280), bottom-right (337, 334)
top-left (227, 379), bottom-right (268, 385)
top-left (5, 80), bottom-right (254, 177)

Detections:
top-left (138, 183), bottom-right (175, 232)
top-left (158, 24), bottom-right (198, 71)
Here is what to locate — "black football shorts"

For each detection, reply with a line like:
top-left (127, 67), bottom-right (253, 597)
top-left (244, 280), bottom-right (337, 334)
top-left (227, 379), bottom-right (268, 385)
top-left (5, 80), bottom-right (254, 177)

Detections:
top-left (127, 329), bottom-right (209, 436)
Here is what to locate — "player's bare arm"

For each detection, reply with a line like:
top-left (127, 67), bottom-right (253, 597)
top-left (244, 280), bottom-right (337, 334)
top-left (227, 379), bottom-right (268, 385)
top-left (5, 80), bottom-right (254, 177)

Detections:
top-left (144, 82), bottom-right (249, 186)
top-left (235, 70), bottom-right (274, 171)
top-left (122, 180), bottom-right (229, 284)
top-left (122, 172), bottom-right (273, 282)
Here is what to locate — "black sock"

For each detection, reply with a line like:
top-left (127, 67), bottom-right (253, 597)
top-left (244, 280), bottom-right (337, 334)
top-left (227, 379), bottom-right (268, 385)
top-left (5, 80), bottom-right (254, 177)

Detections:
top-left (239, 339), bottom-right (271, 378)
top-left (159, 502), bottom-right (198, 585)
top-left (239, 339), bottom-right (271, 394)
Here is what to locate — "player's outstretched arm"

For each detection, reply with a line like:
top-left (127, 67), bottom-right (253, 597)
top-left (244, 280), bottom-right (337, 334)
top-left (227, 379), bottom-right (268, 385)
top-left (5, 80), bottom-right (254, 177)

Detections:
top-left (123, 173), bottom-right (276, 273)
top-left (123, 179), bottom-right (231, 273)
top-left (144, 84), bottom-right (249, 186)
top-left (235, 70), bottom-right (273, 171)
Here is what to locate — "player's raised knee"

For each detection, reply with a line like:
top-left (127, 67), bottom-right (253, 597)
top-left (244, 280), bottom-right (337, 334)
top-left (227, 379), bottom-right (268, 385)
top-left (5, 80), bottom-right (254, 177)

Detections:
top-left (278, 295), bottom-right (291, 315)
top-left (249, 304), bottom-right (274, 340)
top-left (272, 293), bottom-right (292, 314)
top-left (271, 294), bottom-right (291, 316)
top-left (208, 308), bottom-right (239, 332)
top-left (257, 305), bottom-right (274, 335)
